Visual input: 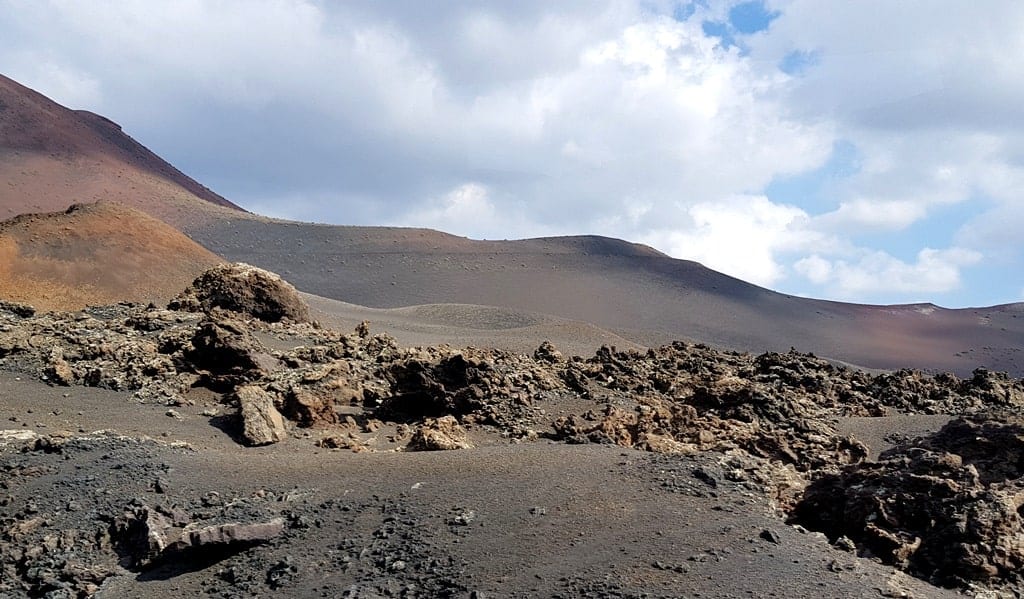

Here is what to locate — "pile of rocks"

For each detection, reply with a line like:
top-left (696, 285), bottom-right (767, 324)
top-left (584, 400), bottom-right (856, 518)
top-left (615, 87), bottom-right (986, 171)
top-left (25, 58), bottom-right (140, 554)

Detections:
top-left (550, 344), bottom-right (1024, 474)
top-left (0, 264), bottom-right (560, 451)
top-left (791, 416), bottom-right (1024, 590)
top-left (545, 342), bottom-right (1024, 591)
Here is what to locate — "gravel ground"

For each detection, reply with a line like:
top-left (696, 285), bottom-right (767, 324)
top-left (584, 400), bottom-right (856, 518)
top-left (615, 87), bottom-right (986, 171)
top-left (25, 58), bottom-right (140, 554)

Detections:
top-left (1, 375), bottom-right (961, 598)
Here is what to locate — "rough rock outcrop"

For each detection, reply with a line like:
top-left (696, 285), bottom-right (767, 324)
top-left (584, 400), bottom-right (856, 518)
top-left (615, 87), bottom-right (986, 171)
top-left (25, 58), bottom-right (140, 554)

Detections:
top-left (115, 502), bottom-right (286, 569)
top-left (184, 317), bottom-right (278, 390)
top-left (168, 519), bottom-right (286, 554)
top-left (44, 347), bottom-right (74, 386)
top-left (0, 299), bottom-right (35, 318)
top-left (406, 416), bottom-right (473, 451)
top-left (791, 417), bottom-right (1024, 590)
top-left (551, 344), bottom-right (1024, 475)
top-left (534, 340), bottom-right (564, 364)
top-left (3, 291), bottom-right (1024, 593)
top-left (379, 348), bottom-right (561, 436)
top-left (170, 262), bottom-right (310, 323)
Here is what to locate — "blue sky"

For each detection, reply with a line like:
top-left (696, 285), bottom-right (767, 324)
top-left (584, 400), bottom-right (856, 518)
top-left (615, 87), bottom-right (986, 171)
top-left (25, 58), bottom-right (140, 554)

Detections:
top-left (1, 0), bottom-right (1022, 307)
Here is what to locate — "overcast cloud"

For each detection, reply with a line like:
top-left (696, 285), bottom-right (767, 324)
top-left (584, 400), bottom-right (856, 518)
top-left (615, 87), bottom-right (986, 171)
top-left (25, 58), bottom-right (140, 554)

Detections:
top-left (1, 0), bottom-right (1022, 306)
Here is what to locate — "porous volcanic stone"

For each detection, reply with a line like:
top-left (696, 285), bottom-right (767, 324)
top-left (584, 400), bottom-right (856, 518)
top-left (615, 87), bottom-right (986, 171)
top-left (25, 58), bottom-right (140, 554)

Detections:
top-left (170, 262), bottom-right (310, 323)
top-left (407, 416), bottom-right (473, 451)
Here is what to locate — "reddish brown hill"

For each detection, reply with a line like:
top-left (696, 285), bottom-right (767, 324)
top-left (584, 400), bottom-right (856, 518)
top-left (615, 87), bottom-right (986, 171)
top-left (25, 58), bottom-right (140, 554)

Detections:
top-left (0, 201), bottom-right (222, 311)
top-left (0, 74), bottom-right (244, 226)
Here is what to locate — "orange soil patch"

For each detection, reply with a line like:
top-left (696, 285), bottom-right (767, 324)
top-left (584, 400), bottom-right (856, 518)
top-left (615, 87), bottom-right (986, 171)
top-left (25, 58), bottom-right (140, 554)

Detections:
top-left (0, 201), bottom-right (222, 311)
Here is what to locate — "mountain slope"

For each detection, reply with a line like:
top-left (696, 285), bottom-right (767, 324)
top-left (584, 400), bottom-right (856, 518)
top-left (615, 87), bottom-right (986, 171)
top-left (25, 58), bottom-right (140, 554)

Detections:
top-left (186, 217), bottom-right (1024, 377)
top-left (0, 202), bottom-right (222, 311)
top-left (0, 74), bottom-right (244, 226)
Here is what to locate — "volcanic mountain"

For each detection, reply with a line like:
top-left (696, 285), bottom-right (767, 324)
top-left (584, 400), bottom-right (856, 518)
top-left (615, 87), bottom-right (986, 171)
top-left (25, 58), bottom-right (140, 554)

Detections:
top-left (1, 73), bottom-right (1022, 376)
top-left (0, 74), bottom-right (244, 227)
top-left (187, 219), bottom-right (1024, 377)
top-left (0, 201), bottom-right (221, 311)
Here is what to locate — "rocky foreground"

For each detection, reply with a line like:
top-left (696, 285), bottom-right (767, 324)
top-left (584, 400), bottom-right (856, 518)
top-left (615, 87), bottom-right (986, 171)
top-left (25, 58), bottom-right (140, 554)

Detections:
top-left (2, 264), bottom-right (1024, 597)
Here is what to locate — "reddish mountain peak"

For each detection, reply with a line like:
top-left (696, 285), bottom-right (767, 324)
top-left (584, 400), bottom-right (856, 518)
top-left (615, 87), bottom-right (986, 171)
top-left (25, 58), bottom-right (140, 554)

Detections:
top-left (0, 73), bottom-right (244, 223)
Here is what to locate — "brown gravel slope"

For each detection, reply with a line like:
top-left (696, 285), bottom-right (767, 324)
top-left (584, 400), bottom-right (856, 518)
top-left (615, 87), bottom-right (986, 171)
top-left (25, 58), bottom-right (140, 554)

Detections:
top-left (0, 201), bottom-right (222, 311)
top-left (0, 74), bottom-right (244, 227)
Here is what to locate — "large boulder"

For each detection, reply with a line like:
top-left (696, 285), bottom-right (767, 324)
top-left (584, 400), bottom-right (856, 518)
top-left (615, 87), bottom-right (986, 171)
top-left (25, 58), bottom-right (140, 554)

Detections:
top-left (169, 262), bottom-right (310, 323)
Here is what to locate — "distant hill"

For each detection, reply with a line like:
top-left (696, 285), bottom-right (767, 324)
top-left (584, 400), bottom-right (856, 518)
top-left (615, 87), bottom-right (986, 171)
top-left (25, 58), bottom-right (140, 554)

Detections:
top-left (186, 218), bottom-right (1024, 377)
top-left (0, 202), bottom-right (221, 311)
top-left (0, 73), bottom-right (245, 227)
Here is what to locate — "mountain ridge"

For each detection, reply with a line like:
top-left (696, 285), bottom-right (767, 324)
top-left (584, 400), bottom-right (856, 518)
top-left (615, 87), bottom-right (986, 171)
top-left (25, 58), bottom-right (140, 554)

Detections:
top-left (0, 73), bottom-right (244, 225)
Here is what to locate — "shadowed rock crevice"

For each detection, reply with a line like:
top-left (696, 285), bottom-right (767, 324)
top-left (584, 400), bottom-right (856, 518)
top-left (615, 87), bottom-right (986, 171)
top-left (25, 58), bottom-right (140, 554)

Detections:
top-left (379, 355), bottom-right (492, 421)
top-left (790, 417), bottom-right (1024, 590)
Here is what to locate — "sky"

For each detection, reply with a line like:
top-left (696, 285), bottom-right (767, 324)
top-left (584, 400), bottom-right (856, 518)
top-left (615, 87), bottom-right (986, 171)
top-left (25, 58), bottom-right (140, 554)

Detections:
top-left (1, 0), bottom-right (1022, 307)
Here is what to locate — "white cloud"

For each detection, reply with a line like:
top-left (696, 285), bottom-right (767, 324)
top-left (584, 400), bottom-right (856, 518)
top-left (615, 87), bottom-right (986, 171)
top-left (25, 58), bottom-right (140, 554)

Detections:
top-left (401, 183), bottom-right (496, 235)
top-left (794, 254), bottom-right (831, 284)
top-left (818, 198), bottom-right (927, 231)
top-left (795, 247), bottom-right (982, 300)
top-left (743, 1), bottom-right (1024, 303)
top-left (641, 195), bottom-right (818, 287)
top-left (4, 58), bottom-right (102, 108)
top-left (809, 132), bottom-right (1009, 236)
top-left (0, 2), bottom-right (833, 234)
top-left (395, 182), bottom-right (560, 240)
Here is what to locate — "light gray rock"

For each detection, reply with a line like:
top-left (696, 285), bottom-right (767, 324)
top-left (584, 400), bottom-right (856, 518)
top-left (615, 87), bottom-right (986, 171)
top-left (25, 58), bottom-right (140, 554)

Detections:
top-left (236, 385), bottom-right (287, 446)
top-left (406, 415), bottom-right (473, 451)
top-left (169, 518), bottom-right (286, 552)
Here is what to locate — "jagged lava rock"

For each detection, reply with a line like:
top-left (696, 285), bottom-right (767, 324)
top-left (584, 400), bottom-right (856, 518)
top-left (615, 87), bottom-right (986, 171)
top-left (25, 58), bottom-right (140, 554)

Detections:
top-left (170, 262), bottom-right (311, 323)
top-left (184, 317), bottom-right (279, 390)
top-left (791, 417), bottom-right (1024, 590)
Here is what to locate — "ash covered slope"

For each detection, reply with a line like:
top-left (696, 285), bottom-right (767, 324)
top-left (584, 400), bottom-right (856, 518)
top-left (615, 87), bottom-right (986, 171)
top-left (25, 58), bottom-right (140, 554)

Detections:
top-left (0, 201), bottom-right (222, 311)
top-left (0, 74), bottom-right (244, 226)
top-left (187, 218), bottom-right (1024, 377)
